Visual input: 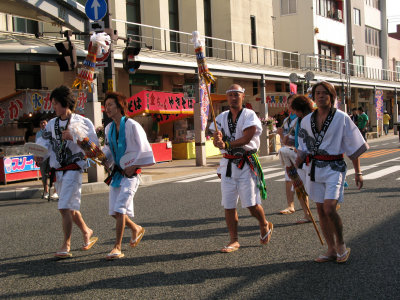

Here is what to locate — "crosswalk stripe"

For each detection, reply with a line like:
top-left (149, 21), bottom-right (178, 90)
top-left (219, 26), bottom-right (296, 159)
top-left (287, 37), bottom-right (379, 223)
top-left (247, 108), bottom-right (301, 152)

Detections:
top-left (360, 149), bottom-right (400, 158)
top-left (176, 157), bottom-right (400, 183)
top-left (206, 178), bottom-right (221, 183)
top-left (177, 174), bottom-right (217, 183)
top-left (362, 165), bottom-right (400, 180)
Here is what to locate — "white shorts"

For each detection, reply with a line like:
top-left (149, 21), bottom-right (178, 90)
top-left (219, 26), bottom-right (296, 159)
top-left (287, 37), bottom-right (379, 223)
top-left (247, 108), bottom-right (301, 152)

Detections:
top-left (221, 168), bottom-right (261, 209)
top-left (55, 170), bottom-right (82, 211)
top-left (307, 179), bottom-right (345, 203)
top-left (285, 169), bottom-right (291, 181)
top-left (109, 176), bottom-right (140, 217)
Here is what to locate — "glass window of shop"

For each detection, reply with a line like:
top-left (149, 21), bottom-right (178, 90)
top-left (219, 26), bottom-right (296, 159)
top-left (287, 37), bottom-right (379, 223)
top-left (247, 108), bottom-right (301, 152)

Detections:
top-left (281, 0), bottom-right (296, 15)
top-left (15, 64), bottom-right (41, 90)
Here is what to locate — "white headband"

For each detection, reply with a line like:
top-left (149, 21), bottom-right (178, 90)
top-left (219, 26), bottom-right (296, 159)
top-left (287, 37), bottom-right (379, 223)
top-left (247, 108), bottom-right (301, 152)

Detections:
top-left (226, 87), bottom-right (245, 94)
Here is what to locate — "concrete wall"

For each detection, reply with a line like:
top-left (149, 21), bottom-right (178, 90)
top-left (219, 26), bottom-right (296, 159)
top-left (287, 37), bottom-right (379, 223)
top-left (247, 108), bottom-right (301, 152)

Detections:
top-left (315, 15), bottom-right (346, 46)
top-left (351, 0), bottom-right (366, 58)
top-left (0, 62), bottom-right (16, 97)
top-left (364, 4), bottom-right (381, 30)
top-left (388, 37), bottom-right (400, 71)
top-left (273, 0), bottom-right (314, 55)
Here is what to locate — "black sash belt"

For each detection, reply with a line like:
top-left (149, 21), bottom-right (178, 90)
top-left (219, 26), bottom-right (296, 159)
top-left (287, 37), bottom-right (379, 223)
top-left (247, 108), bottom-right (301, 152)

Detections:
top-left (223, 149), bottom-right (257, 177)
top-left (306, 154), bottom-right (344, 181)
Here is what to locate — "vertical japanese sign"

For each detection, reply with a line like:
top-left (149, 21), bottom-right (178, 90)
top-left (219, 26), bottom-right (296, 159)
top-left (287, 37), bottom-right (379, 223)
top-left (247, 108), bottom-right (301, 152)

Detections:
top-left (374, 89), bottom-right (383, 135)
top-left (199, 79), bottom-right (210, 131)
top-left (289, 83), bottom-right (297, 94)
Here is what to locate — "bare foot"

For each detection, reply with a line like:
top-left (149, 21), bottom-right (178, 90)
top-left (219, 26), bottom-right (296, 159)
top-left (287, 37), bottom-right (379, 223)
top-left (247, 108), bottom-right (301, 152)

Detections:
top-left (220, 241), bottom-right (240, 253)
top-left (83, 228), bottom-right (93, 245)
top-left (131, 226), bottom-right (143, 241)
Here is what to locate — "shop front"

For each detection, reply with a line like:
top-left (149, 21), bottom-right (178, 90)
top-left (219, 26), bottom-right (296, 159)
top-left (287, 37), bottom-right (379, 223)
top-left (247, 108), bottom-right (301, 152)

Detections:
top-left (0, 89), bottom-right (88, 183)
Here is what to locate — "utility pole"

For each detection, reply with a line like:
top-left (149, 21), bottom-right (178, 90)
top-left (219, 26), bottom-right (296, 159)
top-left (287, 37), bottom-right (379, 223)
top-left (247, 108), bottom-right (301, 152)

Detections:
top-left (103, 0), bottom-right (116, 92)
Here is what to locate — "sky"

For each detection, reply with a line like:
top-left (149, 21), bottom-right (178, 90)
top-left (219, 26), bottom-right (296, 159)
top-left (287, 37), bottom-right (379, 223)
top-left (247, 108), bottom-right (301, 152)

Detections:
top-left (387, 0), bottom-right (400, 33)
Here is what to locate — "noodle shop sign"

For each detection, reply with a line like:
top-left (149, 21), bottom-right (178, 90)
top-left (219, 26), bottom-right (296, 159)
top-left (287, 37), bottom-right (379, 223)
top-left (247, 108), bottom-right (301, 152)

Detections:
top-left (126, 90), bottom-right (195, 116)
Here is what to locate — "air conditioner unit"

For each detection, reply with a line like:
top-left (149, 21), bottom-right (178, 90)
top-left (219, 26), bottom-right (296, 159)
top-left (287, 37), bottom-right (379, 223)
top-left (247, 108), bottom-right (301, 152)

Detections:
top-left (337, 10), bottom-right (343, 21)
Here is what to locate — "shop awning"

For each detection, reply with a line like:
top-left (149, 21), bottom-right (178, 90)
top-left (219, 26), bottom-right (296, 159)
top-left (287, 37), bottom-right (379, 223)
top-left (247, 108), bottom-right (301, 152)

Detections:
top-left (126, 90), bottom-right (196, 117)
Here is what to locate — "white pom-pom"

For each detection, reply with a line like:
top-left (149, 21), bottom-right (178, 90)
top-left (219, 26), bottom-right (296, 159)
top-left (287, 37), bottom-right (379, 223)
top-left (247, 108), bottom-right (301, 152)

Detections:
top-left (191, 31), bottom-right (204, 48)
top-left (90, 32), bottom-right (111, 56)
top-left (68, 118), bottom-right (89, 143)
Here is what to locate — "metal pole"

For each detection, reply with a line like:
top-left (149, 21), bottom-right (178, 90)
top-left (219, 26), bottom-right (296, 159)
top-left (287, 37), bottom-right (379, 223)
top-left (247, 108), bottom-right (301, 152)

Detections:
top-left (103, 0), bottom-right (116, 92)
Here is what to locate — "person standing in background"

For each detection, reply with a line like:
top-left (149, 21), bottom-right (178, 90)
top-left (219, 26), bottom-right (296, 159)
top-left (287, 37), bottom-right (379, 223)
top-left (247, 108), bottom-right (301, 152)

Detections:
top-left (383, 111), bottom-right (391, 135)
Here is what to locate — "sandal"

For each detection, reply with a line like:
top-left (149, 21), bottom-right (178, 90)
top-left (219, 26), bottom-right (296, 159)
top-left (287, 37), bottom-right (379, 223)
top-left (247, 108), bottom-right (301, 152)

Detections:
top-left (260, 222), bottom-right (274, 244)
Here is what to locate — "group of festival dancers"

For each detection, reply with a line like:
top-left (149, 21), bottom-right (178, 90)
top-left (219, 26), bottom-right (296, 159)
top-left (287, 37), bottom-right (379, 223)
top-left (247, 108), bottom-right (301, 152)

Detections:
top-left (35, 81), bottom-right (368, 263)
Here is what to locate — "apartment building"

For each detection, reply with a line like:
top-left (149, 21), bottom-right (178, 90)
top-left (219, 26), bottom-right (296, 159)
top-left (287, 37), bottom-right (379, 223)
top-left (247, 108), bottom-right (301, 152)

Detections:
top-left (273, 0), bottom-right (398, 132)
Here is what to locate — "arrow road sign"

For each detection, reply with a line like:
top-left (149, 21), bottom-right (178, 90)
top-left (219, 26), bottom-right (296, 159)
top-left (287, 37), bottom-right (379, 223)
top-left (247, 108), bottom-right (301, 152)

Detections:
top-left (85, 0), bottom-right (107, 21)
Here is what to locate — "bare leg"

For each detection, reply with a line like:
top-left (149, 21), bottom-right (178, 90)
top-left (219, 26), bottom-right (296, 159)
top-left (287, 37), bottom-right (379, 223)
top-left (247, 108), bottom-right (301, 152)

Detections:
top-left (247, 204), bottom-right (270, 238)
top-left (316, 202), bottom-right (337, 256)
top-left (298, 195), bottom-right (311, 220)
top-left (58, 209), bottom-right (73, 252)
top-left (224, 208), bottom-right (240, 248)
top-left (323, 199), bottom-right (346, 254)
top-left (125, 216), bottom-right (142, 240)
top-left (71, 210), bottom-right (93, 245)
top-left (110, 212), bottom-right (125, 254)
top-left (281, 181), bottom-right (295, 213)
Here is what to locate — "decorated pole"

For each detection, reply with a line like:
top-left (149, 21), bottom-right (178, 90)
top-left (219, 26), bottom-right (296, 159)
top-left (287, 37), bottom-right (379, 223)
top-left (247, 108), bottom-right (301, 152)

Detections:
top-left (191, 31), bottom-right (217, 130)
top-left (278, 147), bottom-right (324, 245)
top-left (72, 32), bottom-right (111, 93)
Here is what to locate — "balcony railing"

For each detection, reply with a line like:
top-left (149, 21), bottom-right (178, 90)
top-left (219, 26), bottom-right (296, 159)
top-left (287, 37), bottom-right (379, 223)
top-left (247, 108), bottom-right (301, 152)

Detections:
top-left (114, 20), bottom-right (399, 83)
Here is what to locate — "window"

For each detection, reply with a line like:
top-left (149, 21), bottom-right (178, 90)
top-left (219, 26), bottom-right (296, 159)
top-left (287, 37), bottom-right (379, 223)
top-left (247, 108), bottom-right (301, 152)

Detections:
top-left (365, 26), bottom-right (380, 57)
top-left (169, 0), bottom-right (180, 53)
top-left (204, 0), bottom-right (213, 57)
top-left (15, 64), bottom-right (41, 90)
top-left (353, 55), bottom-right (364, 76)
top-left (365, 0), bottom-right (380, 9)
top-left (13, 17), bottom-right (39, 34)
top-left (250, 16), bottom-right (257, 46)
top-left (281, 0), bottom-right (296, 15)
top-left (396, 61), bottom-right (400, 81)
top-left (316, 0), bottom-right (342, 21)
top-left (354, 8), bottom-right (361, 25)
top-left (126, 0), bottom-right (141, 46)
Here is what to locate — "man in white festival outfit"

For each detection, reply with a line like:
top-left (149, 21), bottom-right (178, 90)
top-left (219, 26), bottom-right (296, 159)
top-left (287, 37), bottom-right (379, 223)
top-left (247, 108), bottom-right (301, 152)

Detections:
top-left (35, 85), bottom-right (99, 259)
top-left (211, 84), bottom-right (272, 253)
top-left (296, 81), bottom-right (368, 263)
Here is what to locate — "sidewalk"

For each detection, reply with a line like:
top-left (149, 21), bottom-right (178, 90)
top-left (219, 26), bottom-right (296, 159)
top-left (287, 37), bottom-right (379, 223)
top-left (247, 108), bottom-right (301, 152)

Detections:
top-left (1, 132), bottom-right (397, 201)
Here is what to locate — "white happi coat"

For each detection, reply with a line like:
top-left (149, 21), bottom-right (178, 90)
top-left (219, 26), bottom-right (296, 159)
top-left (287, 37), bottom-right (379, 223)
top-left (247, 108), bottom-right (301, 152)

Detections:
top-left (297, 109), bottom-right (369, 184)
top-left (283, 115), bottom-right (298, 137)
top-left (102, 118), bottom-right (155, 172)
top-left (209, 108), bottom-right (262, 178)
top-left (36, 113), bottom-right (98, 170)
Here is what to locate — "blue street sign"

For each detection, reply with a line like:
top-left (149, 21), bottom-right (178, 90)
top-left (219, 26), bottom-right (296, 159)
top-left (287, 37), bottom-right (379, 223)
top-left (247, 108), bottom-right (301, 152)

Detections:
top-left (85, 0), bottom-right (107, 21)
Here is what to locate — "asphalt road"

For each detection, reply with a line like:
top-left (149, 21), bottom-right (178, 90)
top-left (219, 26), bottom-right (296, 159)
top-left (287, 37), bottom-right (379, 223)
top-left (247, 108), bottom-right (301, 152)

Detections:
top-left (1, 137), bottom-right (399, 299)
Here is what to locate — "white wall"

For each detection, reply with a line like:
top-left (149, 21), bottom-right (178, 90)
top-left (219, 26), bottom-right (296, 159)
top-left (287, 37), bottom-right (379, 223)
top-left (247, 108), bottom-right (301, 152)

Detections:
top-left (364, 5), bottom-right (381, 30)
top-left (314, 15), bottom-right (347, 46)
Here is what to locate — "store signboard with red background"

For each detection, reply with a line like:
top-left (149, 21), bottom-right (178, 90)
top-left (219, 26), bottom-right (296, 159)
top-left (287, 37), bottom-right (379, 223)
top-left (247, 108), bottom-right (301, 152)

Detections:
top-left (0, 90), bottom-right (88, 126)
top-left (126, 90), bottom-right (195, 117)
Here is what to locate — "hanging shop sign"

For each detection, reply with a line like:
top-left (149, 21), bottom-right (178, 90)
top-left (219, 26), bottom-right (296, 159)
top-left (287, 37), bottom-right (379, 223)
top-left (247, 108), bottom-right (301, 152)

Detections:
top-left (0, 90), bottom-right (87, 126)
top-left (256, 94), bottom-right (289, 107)
top-left (126, 90), bottom-right (196, 117)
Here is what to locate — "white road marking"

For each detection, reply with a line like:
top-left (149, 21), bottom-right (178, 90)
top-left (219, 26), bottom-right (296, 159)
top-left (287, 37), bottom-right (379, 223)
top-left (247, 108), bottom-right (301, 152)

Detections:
top-left (362, 165), bottom-right (400, 180)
